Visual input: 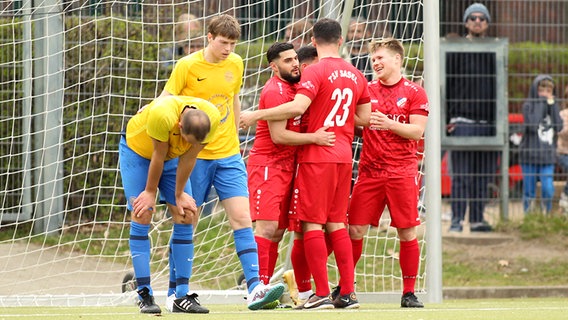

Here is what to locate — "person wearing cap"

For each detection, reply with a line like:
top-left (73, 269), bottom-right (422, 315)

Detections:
top-left (463, 2), bottom-right (491, 38)
top-left (447, 3), bottom-right (496, 233)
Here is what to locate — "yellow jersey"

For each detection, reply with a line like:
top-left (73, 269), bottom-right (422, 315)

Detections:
top-left (163, 50), bottom-right (244, 159)
top-left (126, 96), bottom-right (220, 160)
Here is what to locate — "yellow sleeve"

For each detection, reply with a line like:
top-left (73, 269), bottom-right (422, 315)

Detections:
top-left (164, 57), bottom-right (191, 95)
top-left (146, 104), bottom-right (177, 142)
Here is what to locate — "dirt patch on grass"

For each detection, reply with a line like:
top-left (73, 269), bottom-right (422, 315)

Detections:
top-left (443, 230), bottom-right (568, 287)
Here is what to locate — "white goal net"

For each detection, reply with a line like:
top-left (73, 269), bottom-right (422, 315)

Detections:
top-left (0, 0), bottom-right (434, 307)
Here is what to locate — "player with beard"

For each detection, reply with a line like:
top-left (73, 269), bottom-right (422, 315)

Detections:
top-left (240, 19), bottom-right (371, 310)
top-left (248, 43), bottom-right (333, 307)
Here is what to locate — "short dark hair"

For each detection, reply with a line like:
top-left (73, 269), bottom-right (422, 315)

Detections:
top-left (313, 18), bottom-right (341, 45)
top-left (266, 42), bottom-right (295, 64)
top-left (297, 45), bottom-right (318, 65)
top-left (180, 107), bottom-right (211, 142)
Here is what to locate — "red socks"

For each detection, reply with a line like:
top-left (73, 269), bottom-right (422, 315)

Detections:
top-left (254, 236), bottom-right (272, 284)
top-left (399, 238), bottom-right (420, 294)
top-left (291, 238), bottom-right (312, 292)
top-left (303, 230), bottom-right (330, 296)
top-left (267, 240), bottom-right (279, 280)
top-left (351, 238), bottom-right (363, 267)
top-left (329, 229), bottom-right (355, 295)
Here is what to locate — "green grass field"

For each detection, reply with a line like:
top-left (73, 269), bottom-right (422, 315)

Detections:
top-left (1, 298), bottom-right (567, 320)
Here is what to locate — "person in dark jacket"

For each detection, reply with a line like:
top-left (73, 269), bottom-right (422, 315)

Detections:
top-left (519, 75), bottom-right (562, 213)
top-left (447, 3), bottom-right (496, 233)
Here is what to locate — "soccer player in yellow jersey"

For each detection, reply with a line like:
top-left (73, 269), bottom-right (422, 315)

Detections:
top-left (159, 14), bottom-right (285, 311)
top-left (120, 95), bottom-right (220, 314)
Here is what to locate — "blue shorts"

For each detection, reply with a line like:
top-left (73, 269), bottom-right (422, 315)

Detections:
top-left (190, 154), bottom-right (249, 207)
top-left (119, 136), bottom-right (192, 210)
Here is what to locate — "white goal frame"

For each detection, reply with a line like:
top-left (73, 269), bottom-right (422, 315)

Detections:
top-left (0, 0), bottom-right (441, 306)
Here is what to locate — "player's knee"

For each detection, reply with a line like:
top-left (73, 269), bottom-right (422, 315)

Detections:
top-left (171, 213), bottom-right (193, 225)
top-left (255, 220), bottom-right (280, 239)
top-left (397, 227), bottom-right (417, 242)
top-left (130, 212), bottom-right (152, 225)
top-left (348, 224), bottom-right (367, 239)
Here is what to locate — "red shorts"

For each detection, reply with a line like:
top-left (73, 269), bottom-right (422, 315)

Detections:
top-left (247, 165), bottom-right (293, 229)
top-left (287, 214), bottom-right (302, 233)
top-left (348, 174), bottom-right (421, 229)
top-left (291, 163), bottom-right (351, 225)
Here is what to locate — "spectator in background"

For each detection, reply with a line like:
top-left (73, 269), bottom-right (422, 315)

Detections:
top-left (159, 13), bottom-right (205, 69)
top-left (462, 3), bottom-right (491, 39)
top-left (556, 85), bottom-right (568, 214)
top-left (284, 20), bottom-right (313, 50)
top-left (447, 3), bottom-right (496, 233)
top-left (342, 18), bottom-right (373, 81)
top-left (520, 75), bottom-right (562, 214)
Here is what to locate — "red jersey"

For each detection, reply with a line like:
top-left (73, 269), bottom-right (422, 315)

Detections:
top-left (359, 78), bottom-right (429, 177)
top-left (296, 57), bottom-right (370, 163)
top-left (247, 76), bottom-right (301, 171)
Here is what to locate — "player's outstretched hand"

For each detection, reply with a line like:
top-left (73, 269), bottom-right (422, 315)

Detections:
top-left (239, 110), bottom-right (258, 130)
top-left (312, 126), bottom-right (336, 146)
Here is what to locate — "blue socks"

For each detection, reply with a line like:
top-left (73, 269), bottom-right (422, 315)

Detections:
top-left (167, 244), bottom-right (176, 297)
top-left (234, 227), bottom-right (260, 293)
top-left (129, 222), bottom-right (152, 295)
top-left (171, 224), bottom-right (194, 298)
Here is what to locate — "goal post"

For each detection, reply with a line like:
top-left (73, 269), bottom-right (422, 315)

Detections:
top-left (0, 0), bottom-right (441, 307)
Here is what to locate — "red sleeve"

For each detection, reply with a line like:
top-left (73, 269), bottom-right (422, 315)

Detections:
top-left (296, 66), bottom-right (320, 101)
top-left (409, 86), bottom-right (429, 116)
top-left (260, 79), bottom-right (295, 110)
top-left (357, 79), bottom-right (371, 105)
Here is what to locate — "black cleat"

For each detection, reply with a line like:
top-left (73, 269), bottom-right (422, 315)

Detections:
top-left (303, 294), bottom-right (334, 310)
top-left (401, 292), bottom-right (424, 308)
top-left (332, 292), bottom-right (360, 309)
top-left (136, 287), bottom-right (162, 314)
top-left (470, 221), bottom-right (492, 232)
top-left (330, 285), bottom-right (341, 301)
top-left (173, 293), bottom-right (209, 313)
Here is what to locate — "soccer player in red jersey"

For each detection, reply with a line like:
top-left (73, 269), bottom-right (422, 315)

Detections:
top-left (347, 38), bottom-right (429, 308)
top-left (248, 42), bottom-right (333, 299)
top-left (240, 18), bottom-right (371, 310)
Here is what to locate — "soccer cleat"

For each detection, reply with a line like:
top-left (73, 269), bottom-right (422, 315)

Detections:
top-left (172, 293), bottom-right (209, 313)
top-left (292, 294), bottom-right (310, 309)
top-left (332, 292), bottom-right (360, 309)
top-left (282, 270), bottom-right (299, 304)
top-left (136, 287), bottom-right (162, 314)
top-left (330, 285), bottom-right (341, 301)
top-left (293, 303), bottom-right (305, 310)
top-left (247, 282), bottom-right (286, 310)
top-left (302, 294), bottom-right (334, 310)
top-left (165, 293), bottom-right (175, 312)
top-left (260, 299), bottom-right (280, 309)
top-left (400, 292), bottom-right (424, 308)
